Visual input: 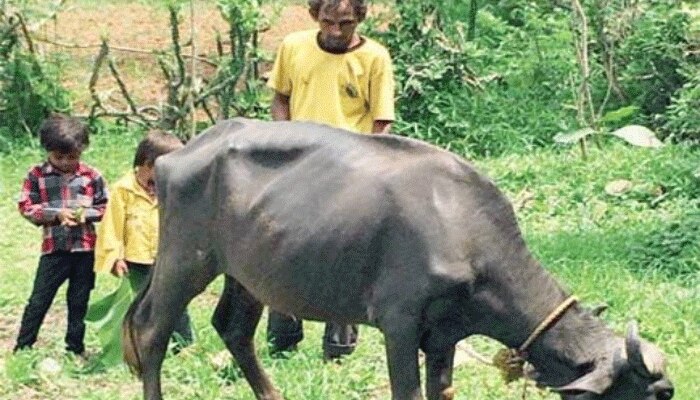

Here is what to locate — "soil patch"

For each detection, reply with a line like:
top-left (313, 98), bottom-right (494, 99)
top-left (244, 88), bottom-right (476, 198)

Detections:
top-left (45, 3), bottom-right (316, 111)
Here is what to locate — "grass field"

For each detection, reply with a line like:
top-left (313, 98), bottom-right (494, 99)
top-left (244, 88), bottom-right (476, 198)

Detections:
top-left (0, 128), bottom-right (697, 399)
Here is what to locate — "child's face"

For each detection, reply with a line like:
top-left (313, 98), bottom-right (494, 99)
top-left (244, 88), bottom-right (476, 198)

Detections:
top-left (135, 164), bottom-right (156, 197)
top-left (47, 149), bottom-right (82, 174)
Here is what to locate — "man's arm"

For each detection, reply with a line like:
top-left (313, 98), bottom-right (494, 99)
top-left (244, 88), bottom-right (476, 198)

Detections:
top-left (372, 120), bottom-right (392, 134)
top-left (271, 92), bottom-right (291, 121)
top-left (368, 48), bottom-right (395, 134)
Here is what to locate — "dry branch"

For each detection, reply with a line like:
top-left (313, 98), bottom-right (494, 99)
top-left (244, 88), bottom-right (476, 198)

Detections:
top-left (81, 1), bottom-right (264, 137)
top-left (31, 35), bottom-right (218, 67)
top-left (15, 12), bottom-right (34, 53)
top-left (107, 59), bottom-right (140, 117)
top-left (88, 41), bottom-right (110, 120)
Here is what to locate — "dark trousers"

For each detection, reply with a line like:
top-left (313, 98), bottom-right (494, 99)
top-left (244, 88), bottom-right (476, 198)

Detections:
top-left (267, 310), bottom-right (358, 359)
top-left (127, 262), bottom-right (193, 345)
top-left (15, 251), bottom-right (96, 354)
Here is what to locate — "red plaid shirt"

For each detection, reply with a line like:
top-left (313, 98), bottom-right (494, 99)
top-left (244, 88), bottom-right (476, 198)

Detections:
top-left (18, 161), bottom-right (108, 254)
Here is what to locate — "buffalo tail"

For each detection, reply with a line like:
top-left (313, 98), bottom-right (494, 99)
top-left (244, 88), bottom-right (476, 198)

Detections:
top-left (122, 271), bottom-right (152, 379)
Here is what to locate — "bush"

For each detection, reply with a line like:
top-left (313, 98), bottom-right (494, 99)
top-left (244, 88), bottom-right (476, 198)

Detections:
top-left (617, 5), bottom-right (690, 123)
top-left (660, 64), bottom-right (700, 144)
top-left (369, 2), bottom-right (578, 158)
top-left (0, 7), bottom-right (71, 147)
top-left (367, 1), bottom-right (475, 152)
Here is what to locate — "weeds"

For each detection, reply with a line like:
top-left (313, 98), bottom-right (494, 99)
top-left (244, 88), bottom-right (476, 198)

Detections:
top-left (4, 349), bottom-right (40, 386)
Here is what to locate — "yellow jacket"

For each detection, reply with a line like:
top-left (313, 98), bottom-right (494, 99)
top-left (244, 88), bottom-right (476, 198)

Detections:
top-left (95, 171), bottom-right (158, 273)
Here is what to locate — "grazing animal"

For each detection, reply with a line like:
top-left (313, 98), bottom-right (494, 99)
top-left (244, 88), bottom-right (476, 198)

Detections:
top-left (123, 118), bottom-right (673, 400)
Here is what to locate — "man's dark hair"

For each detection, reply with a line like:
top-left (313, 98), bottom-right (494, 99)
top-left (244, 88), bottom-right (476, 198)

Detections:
top-left (133, 129), bottom-right (184, 167)
top-left (39, 113), bottom-right (90, 153)
top-left (308, 0), bottom-right (367, 22)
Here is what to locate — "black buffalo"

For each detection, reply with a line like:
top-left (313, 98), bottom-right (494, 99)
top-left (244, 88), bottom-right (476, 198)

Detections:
top-left (123, 118), bottom-right (673, 400)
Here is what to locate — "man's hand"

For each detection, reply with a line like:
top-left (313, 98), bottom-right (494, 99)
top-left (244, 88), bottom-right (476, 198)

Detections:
top-left (372, 120), bottom-right (392, 134)
top-left (271, 92), bottom-right (291, 121)
top-left (57, 208), bottom-right (79, 226)
top-left (111, 259), bottom-right (129, 277)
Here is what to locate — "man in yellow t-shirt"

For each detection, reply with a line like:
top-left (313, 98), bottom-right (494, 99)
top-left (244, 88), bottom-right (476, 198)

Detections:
top-left (265, 0), bottom-right (395, 361)
top-left (267, 0), bottom-right (395, 134)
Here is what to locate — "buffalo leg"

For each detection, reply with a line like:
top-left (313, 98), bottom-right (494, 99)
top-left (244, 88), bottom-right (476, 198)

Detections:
top-left (139, 282), bottom-right (209, 399)
top-left (132, 290), bottom-right (200, 400)
top-left (126, 256), bottom-right (216, 400)
top-left (212, 276), bottom-right (282, 400)
top-left (425, 347), bottom-right (456, 400)
top-left (381, 313), bottom-right (423, 400)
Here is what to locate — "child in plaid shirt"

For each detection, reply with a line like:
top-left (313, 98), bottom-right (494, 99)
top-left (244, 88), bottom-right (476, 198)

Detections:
top-left (14, 114), bottom-right (108, 356)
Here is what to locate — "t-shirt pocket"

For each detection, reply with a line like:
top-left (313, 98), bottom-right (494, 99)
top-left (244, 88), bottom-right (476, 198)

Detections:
top-left (339, 60), bottom-right (368, 115)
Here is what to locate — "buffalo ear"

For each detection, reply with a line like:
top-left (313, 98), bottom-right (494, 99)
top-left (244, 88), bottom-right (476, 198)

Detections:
top-left (590, 304), bottom-right (608, 316)
top-left (554, 366), bottom-right (615, 395)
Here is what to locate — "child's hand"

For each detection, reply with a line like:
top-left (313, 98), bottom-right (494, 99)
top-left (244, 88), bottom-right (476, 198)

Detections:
top-left (111, 260), bottom-right (129, 277)
top-left (57, 208), bottom-right (79, 226)
top-left (73, 207), bottom-right (86, 223)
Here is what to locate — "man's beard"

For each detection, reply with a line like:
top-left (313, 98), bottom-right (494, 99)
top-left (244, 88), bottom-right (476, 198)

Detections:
top-left (320, 36), bottom-right (350, 53)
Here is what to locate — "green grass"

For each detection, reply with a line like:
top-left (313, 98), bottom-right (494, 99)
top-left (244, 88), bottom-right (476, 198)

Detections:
top-left (0, 131), bottom-right (698, 399)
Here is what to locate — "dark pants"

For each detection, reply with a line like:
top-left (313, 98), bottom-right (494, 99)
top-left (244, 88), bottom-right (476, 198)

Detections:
top-left (267, 310), bottom-right (358, 359)
top-left (127, 262), bottom-right (193, 346)
top-left (15, 251), bottom-right (96, 355)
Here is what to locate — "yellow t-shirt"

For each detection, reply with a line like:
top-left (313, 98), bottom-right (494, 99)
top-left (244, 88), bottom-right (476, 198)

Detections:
top-left (94, 171), bottom-right (158, 273)
top-left (267, 30), bottom-right (395, 134)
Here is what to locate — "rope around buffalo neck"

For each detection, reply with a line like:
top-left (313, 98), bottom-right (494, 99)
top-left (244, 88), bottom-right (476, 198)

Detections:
top-left (493, 295), bottom-right (579, 383)
top-left (519, 295), bottom-right (579, 354)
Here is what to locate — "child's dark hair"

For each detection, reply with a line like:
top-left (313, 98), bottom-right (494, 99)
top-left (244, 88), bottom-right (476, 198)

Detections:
top-left (133, 130), bottom-right (184, 167)
top-left (39, 113), bottom-right (90, 153)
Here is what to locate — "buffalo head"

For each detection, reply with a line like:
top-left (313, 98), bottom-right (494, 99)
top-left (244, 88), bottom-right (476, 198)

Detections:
top-left (555, 323), bottom-right (673, 400)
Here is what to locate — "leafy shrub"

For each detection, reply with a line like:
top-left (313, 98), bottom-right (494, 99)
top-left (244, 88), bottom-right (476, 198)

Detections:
top-left (367, 1), bottom-right (475, 150)
top-left (660, 64), bottom-right (700, 144)
top-left (369, 1), bottom-right (579, 157)
top-left (0, 52), bottom-right (70, 137)
top-left (0, 7), bottom-right (70, 148)
top-left (617, 5), bottom-right (689, 122)
top-left (213, 0), bottom-right (270, 121)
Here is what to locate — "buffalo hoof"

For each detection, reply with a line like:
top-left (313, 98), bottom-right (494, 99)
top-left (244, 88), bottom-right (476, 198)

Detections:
top-left (440, 386), bottom-right (456, 400)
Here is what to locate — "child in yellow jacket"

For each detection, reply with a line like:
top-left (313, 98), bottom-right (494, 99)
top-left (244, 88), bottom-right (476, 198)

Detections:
top-left (94, 130), bottom-right (192, 348)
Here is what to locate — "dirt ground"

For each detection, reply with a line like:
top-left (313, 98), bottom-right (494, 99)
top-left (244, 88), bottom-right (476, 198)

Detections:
top-left (44, 3), bottom-right (317, 112)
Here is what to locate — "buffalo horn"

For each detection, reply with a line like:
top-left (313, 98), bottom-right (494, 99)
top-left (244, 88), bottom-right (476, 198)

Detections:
top-left (626, 321), bottom-right (651, 377)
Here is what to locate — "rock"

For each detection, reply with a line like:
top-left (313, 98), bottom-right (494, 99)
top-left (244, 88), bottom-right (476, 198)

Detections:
top-left (38, 357), bottom-right (62, 375)
top-left (605, 179), bottom-right (633, 196)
